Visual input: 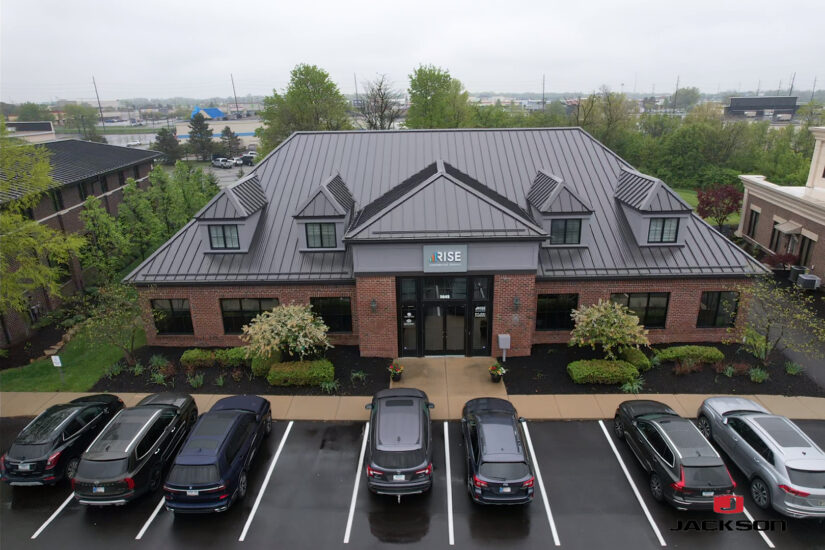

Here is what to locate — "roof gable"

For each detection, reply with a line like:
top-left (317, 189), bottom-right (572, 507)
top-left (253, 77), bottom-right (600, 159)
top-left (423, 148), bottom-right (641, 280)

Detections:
top-left (294, 174), bottom-right (354, 218)
top-left (615, 167), bottom-right (691, 212)
top-left (197, 174), bottom-right (266, 220)
top-left (528, 169), bottom-right (592, 214)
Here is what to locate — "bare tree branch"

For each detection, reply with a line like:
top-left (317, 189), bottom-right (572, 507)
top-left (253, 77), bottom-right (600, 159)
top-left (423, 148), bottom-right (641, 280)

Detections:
top-left (358, 74), bottom-right (403, 130)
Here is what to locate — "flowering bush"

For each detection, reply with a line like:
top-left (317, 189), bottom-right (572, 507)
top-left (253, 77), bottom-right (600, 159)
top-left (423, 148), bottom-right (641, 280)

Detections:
top-left (570, 299), bottom-right (649, 360)
top-left (241, 303), bottom-right (331, 361)
top-left (388, 361), bottom-right (404, 375)
top-left (489, 362), bottom-right (506, 376)
top-left (763, 253), bottom-right (798, 268)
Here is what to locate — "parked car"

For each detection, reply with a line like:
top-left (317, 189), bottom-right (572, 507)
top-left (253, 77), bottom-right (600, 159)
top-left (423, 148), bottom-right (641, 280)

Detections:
top-left (163, 395), bottom-right (271, 514)
top-left (1, 395), bottom-right (124, 486)
top-left (240, 152), bottom-right (255, 166)
top-left (614, 400), bottom-right (735, 510)
top-left (461, 398), bottom-right (534, 505)
top-left (364, 389), bottom-right (434, 496)
top-left (232, 157), bottom-right (244, 166)
top-left (211, 158), bottom-right (233, 169)
top-left (698, 397), bottom-right (825, 518)
top-left (73, 393), bottom-right (198, 506)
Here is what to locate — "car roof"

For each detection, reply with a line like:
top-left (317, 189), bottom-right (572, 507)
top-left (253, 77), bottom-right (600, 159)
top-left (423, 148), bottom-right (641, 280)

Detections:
top-left (85, 408), bottom-right (162, 458)
top-left (374, 388), bottom-right (428, 401)
top-left (70, 394), bottom-right (121, 406)
top-left (136, 392), bottom-right (190, 409)
top-left (745, 415), bottom-right (825, 460)
top-left (704, 396), bottom-right (769, 416)
top-left (16, 404), bottom-right (82, 444)
top-left (211, 395), bottom-right (266, 415)
top-left (464, 397), bottom-right (516, 416)
top-left (375, 395), bottom-right (423, 452)
top-left (655, 416), bottom-right (719, 460)
top-left (621, 400), bottom-right (677, 418)
top-left (478, 411), bottom-right (524, 461)
top-left (176, 411), bottom-right (247, 463)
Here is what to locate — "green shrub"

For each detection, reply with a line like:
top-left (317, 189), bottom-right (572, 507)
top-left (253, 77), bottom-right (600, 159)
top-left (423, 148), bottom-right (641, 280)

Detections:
top-left (150, 372), bottom-right (167, 386)
top-left (566, 360), bottom-right (638, 384)
top-left (187, 372), bottom-right (205, 389)
top-left (215, 347), bottom-right (250, 369)
top-left (180, 349), bottom-right (216, 369)
top-left (131, 361), bottom-right (145, 376)
top-left (104, 361), bottom-right (124, 379)
top-left (214, 374), bottom-right (225, 387)
top-left (784, 361), bottom-right (804, 376)
top-left (721, 365), bottom-right (735, 378)
top-left (251, 350), bottom-right (282, 378)
top-left (620, 347), bottom-right (651, 371)
top-left (149, 354), bottom-right (170, 370)
top-left (620, 376), bottom-right (645, 394)
top-left (350, 370), bottom-right (368, 385)
top-left (749, 367), bottom-right (770, 383)
top-left (320, 379), bottom-right (341, 394)
top-left (655, 346), bottom-right (724, 365)
top-left (266, 359), bottom-right (334, 386)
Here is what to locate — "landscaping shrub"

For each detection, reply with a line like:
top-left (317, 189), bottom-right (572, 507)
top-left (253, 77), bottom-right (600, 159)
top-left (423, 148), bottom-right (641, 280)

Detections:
top-left (713, 362), bottom-right (749, 376)
top-left (320, 379), bottom-right (341, 394)
top-left (620, 347), bottom-right (651, 371)
top-left (784, 361), bottom-right (804, 376)
top-left (187, 372), bottom-right (205, 389)
top-left (180, 348), bottom-right (216, 370)
top-left (673, 358), bottom-right (703, 375)
top-left (251, 350), bottom-right (282, 378)
top-left (620, 376), bottom-right (645, 394)
top-left (149, 354), bottom-right (170, 370)
top-left (242, 304), bottom-right (331, 360)
top-left (570, 300), bottom-right (649, 360)
top-left (655, 346), bottom-right (724, 366)
top-left (566, 360), bottom-right (638, 384)
top-left (749, 367), bottom-right (770, 383)
top-left (215, 347), bottom-right (250, 369)
top-left (266, 359), bottom-right (334, 386)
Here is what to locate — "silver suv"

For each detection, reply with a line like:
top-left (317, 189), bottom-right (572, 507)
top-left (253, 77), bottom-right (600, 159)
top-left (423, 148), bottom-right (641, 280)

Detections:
top-left (698, 397), bottom-right (825, 518)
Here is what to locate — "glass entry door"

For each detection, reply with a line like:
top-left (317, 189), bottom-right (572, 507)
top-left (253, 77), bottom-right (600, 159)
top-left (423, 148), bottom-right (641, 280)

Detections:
top-left (424, 304), bottom-right (466, 355)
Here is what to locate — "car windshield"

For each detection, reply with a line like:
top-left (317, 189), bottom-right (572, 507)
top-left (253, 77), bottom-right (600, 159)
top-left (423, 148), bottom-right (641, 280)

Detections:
top-left (787, 468), bottom-right (825, 489)
top-left (683, 466), bottom-right (731, 487)
top-left (167, 464), bottom-right (220, 485)
top-left (17, 406), bottom-right (78, 444)
top-left (77, 458), bottom-right (127, 479)
top-left (372, 448), bottom-right (427, 470)
top-left (479, 461), bottom-right (530, 480)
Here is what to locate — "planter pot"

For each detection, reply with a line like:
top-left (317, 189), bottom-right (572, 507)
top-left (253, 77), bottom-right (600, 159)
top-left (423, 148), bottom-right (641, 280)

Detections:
top-left (391, 372), bottom-right (402, 382)
top-left (490, 373), bottom-right (502, 383)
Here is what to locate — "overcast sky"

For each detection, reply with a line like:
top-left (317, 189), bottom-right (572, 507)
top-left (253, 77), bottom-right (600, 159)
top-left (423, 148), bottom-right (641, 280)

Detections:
top-left (2, 0), bottom-right (822, 103)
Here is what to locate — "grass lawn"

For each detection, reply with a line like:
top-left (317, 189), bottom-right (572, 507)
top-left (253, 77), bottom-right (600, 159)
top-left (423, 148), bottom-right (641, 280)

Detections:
top-left (673, 188), bottom-right (740, 229)
top-left (0, 329), bottom-right (146, 392)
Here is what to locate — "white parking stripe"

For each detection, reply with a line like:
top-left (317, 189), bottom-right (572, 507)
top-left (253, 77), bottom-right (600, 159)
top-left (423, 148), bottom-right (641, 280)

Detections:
top-left (598, 420), bottom-right (667, 547)
top-left (343, 421), bottom-right (370, 544)
top-left (31, 492), bottom-right (74, 539)
top-left (135, 497), bottom-right (165, 539)
top-left (238, 420), bottom-right (293, 542)
top-left (521, 421), bottom-right (561, 546)
top-left (443, 421), bottom-right (455, 546)
top-left (742, 504), bottom-right (776, 548)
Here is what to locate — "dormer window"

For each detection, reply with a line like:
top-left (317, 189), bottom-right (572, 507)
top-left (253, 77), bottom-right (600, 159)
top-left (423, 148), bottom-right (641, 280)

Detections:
top-left (306, 223), bottom-right (337, 248)
top-left (209, 225), bottom-right (240, 250)
top-left (549, 219), bottom-right (581, 245)
top-left (648, 218), bottom-right (679, 243)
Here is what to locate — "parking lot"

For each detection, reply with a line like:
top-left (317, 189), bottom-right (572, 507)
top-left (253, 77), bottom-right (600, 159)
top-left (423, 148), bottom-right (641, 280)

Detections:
top-left (2, 416), bottom-right (824, 549)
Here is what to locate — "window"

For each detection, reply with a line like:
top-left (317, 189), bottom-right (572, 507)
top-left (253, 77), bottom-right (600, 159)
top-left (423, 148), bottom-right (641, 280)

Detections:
top-left (648, 218), bottom-right (679, 243)
top-left (310, 297), bottom-right (352, 332)
top-left (611, 292), bottom-right (669, 328)
top-left (305, 223), bottom-right (337, 248)
top-left (133, 166), bottom-right (141, 180)
top-left (697, 291), bottom-right (739, 328)
top-left (209, 225), bottom-right (240, 250)
top-left (798, 236), bottom-right (815, 267)
top-left (49, 190), bottom-right (64, 211)
top-left (728, 418), bottom-right (774, 464)
top-left (746, 209), bottom-right (760, 238)
top-left (224, 415), bottom-right (255, 465)
top-left (78, 181), bottom-right (89, 201)
top-left (220, 298), bottom-right (279, 334)
top-left (769, 222), bottom-right (782, 252)
top-left (98, 175), bottom-right (108, 193)
top-left (638, 422), bottom-right (674, 466)
top-left (151, 299), bottom-right (194, 334)
top-left (135, 410), bottom-right (174, 459)
top-left (118, 171), bottom-right (126, 186)
top-left (536, 294), bottom-right (578, 330)
top-left (549, 219), bottom-right (581, 245)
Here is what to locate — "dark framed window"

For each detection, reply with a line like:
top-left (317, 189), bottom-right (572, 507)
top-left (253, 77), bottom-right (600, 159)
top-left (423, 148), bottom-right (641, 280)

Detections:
top-left (78, 181), bottom-right (90, 201)
top-left (697, 291), bottom-right (739, 328)
top-left (151, 299), bottom-right (194, 334)
top-left (98, 175), bottom-right (108, 193)
top-left (310, 297), bottom-right (352, 332)
top-left (746, 209), bottom-right (760, 238)
top-left (220, 298), bottom-right (279, 334)
top-left (49, 190), bottom-right (64, 211)
top-left (209, 225), bottom-right (240, 250)
top-left (549, 219), bottom-right (582, 245)
top-left (118, 171), bottom-right (126, 186)
top-left (611, 292), bottom-right (669, 328)
top-left (798, 236), bottom-right (815, 267)
top-left (769, 222), bottom-right (782, 252)
top-left (648, 218), bottom-right (679, 243)
top-left (536, 294), bottom-right (578, 330)
top-left (305, 223), bottom-right (337, 248)
top-left (133, 166), bottom-right (141, 180)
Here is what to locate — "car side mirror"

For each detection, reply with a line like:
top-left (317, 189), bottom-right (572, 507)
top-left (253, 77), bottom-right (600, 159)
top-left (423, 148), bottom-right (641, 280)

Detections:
top-left (518, 417), bottom-right (527, 423)
top-left (722, 417), bottom-right (728, 425)
top-left (427, 403), bottom-right (435, 409)
top-left (364, 403), bottom-right (373, 410)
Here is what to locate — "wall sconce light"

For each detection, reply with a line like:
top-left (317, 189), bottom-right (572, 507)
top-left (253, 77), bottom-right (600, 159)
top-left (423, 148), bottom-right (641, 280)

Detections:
top-left (513, 297), bottom-right (520, 311)
top-left (370, 299), bottom-right (378, 313)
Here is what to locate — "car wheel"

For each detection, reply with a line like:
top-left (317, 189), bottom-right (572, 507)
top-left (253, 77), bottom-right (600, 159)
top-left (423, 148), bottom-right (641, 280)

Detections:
top-left (264, 413), bottom-right (272, 437)
top-left (613, 416), bottom-right (625, 439)
top-left (238, 470), bottom-right (248, 500)
top-left (65, 457), bottom-right (80, 480)
top-left (750, 477), bottom-right (771, 510)
top-left (697, 415), bottom-right (712, 440)
top-left (649, 473), bottom-right (664, 502)
top-left (148, 466), bottom-right (163, 492)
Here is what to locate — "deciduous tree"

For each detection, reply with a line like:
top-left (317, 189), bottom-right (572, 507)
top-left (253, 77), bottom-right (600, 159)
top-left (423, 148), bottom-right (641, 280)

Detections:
top-left (74, 284), bottom-right (143, 365)
top-left (358, 75), bottom-right (403, 130)
top-left (64, 103), bottom-right (105, 142)
top-left (406, 65), bottom-right (470, 129)
top-left (17, 102), bottom-right (54, 121)
top-left (79, 195), bottom-right (129, 283)
top-left (241, 303), bottom-right (331, 361)
top-left (697, 184), bottom-right (743, 230)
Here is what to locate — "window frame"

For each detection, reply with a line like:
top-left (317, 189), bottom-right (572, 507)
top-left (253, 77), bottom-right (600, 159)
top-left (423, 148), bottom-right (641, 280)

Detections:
top-left (769, 221), bottom-right (782, 252)
top-left (697, 291), bottom-right (739, 328)
top-left (798, 235), bottom-right (815, 267)
top-left (647, 217), bottom-right (679, 244)
top-left (535, 293), bottom-right (579, 331)
top-left (98, 175), bottom-right (108, 193)
top-left (310, 296), bottom-right (353, 333)
top-left (220, 298), bottom-right (279, 334)
top-left (549, 219), bottom-right (582, 245)
top-left (49, 189), bottom-right (64, 211)
top-left (208, 225), bottom-right (240, 250)
top-left (610, 292), bottom-right (670, 329)
top-left (305, 223), bottom-right (337, 249)
top-left (151, 299), bottom-right (194, 335)
top-left (746, 209), bottom-right (760, 238)
top-left (78, 180), bottom-right (90, 201)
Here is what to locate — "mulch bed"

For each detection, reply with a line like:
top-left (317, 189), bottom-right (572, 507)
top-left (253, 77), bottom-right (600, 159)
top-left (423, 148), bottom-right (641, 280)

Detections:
top-left (90, 345), bottom-right (391, 396)
top-left (503, 343), bottom-right (825, 397)
top-left (0, 325), bottom-right (66, 371)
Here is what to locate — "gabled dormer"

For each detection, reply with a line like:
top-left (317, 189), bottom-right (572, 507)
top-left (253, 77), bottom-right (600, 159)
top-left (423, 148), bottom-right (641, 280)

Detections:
top-left (196, 174), bottom-right (267, 254)
top-left (293, 174), bottom-right (354, 252)
top-left (615, 167), bottom-right (692, 247)
top-left (527, 169), bottom-right (593, 247)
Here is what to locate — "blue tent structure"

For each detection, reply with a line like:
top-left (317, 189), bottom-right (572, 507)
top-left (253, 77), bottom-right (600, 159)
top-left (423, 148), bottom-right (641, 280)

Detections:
top-left (190, 106), bottom-right (227, 120)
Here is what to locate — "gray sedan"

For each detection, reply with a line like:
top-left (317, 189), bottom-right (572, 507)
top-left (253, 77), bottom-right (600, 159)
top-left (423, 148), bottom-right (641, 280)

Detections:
top-left (698, 397), bottom-right (825, 518)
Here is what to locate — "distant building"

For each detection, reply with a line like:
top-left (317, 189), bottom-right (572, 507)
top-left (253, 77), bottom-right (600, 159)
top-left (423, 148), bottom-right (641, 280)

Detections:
top-left (5, 121), bottom-right (56, 144)
top-left (726, 96), bottom-right (798, 120)
top-left (191, 106), bottom-right (227, 120)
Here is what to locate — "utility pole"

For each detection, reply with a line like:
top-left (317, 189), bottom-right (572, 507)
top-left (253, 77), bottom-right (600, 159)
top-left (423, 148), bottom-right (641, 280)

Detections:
top-left (777, 80), bottom-right (782, 95)
top-left (92, 76), bottom-right (105, 132)
top-left (788, 72), bottom-right (796, 96)
top-left (672, 75), bottom-right (680, 113)
top-left (811, 77), bottom-right (818, 102)
top-left (756, 80), bottom-right (761, 95)
top-left (231, 74), bottom-right (240, 117)
top-left (541, 74), bottom-right (546, 110)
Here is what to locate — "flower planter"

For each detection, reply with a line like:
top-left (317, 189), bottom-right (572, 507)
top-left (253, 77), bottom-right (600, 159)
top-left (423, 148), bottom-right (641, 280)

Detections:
top-left (391, 372), bottom-right (402, 382)
top-left (490, 373), bottom-right (502, 383)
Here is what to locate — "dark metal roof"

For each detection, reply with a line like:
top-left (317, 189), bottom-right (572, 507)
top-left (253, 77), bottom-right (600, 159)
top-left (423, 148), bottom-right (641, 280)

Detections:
top-left (527, 169), bottom-right (592, 214)
top-left (6, 121), bottom-right (53, 132)
top-left (0, 139), bottom-right (160, 204)
top-left (293, 174), bottom-right (354, 218)
top-left (126, 128), bottom-right (766, 284)
top-left (615, 167), bottom-right (692, 212)
top-left (197, 174), bottom-right (266, 220)
top-left (728, 96), bottom-right (798, 110)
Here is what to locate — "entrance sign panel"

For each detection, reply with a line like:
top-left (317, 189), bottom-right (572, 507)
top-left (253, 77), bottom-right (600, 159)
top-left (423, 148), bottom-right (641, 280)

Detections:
top-left (423, 244), bottom-right (468, 273)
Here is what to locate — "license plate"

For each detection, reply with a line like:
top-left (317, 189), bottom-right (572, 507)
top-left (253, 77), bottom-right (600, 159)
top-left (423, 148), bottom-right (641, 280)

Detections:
top-left (393, 474), bottom-right (405, 481)
top-left (702, 491), bottom-right (714, 497)
top-left (815, 500), bottom-right (825, 507)
top-left (500, 487), bottom-right (512, 493)
top-left (17, 463), bottom-right (32, 471)
top-left (186, 490), bottom-right (199, 496)
top-left (93, 486), bottom-right (105, 494)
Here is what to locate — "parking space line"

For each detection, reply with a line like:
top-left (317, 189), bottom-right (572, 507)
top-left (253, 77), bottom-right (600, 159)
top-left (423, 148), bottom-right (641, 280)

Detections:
top-left (238, 420), bottom-right (294, 542)
top-left (521, 421), bottom-right (561, 546)
top-left (31, 492), bottom-right (74, 539)
top-left (597, 420), bottom-right (667, 547)
top-left (343, 421), bottom-right (370, 544)
top-left (135, 497), bottom-right (165, 540)
top-left (443, 421), bottom-right (454, 546)
top-left (742, 505), bottom-right (775, 548)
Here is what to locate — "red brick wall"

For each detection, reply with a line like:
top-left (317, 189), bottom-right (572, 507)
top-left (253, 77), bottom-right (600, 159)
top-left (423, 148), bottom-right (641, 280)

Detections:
top-left (533, 278), bottom-right (752, 345)
top-left (138, 283), bottom-right (359, 348)
top-left (355, 276), bottom-right (397, 357)
top-left (492, 274), bottom-right (537, 357)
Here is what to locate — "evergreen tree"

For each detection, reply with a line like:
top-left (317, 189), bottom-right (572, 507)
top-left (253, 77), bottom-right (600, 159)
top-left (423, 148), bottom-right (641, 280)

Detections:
top-left (78, 195), bottom-right (129, 283)
top-left (154, 127), bottom-right (183, 165)
top-left (220, 126), bottom-right (243, 157)
top-left (188, 113), bottom-right (213, 161)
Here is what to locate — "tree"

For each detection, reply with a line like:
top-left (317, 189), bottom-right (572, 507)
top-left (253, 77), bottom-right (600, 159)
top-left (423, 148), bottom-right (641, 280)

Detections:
top-left (358, 75), bottom-right (403, 130)
top-left (697, 184), bottom-right (743, 230)
top-left (145, 168), bottom-right (187, 237)
top-left (406, 65), bottom-right (471, 129)
top-left (187, 113), bottom-right (213, 161)
top-left (17, 102), bottom-right (53, 121)
top-left (569, 299), bottom-right (650, 360)
top-left (241, 303), bottom-right (331, 360)
top-left (63, 103), bottom-right (105, 142)
top-left (154, 127), bottom-right (183, 165)
top-left (117, 181), bottom-right (165, 260)
top-left (78, 195), bottom-right (129, 284)
top-left (220, 126), bottom-right (243, 157)
top-left (74, 284), bottom-right (143, 365)
top-left (171, 162), bottom-right (219, 217)
top-left (668, 87), bottom-right (702, 110)
top-left (255, 64), bottom-right (352, 155)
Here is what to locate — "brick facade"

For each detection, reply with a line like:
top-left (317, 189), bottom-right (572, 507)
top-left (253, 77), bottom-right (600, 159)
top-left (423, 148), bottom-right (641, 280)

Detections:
top-left (491, 274), bottom-right (537, 357)
top-left (354, 276), bottom-right (398, 357)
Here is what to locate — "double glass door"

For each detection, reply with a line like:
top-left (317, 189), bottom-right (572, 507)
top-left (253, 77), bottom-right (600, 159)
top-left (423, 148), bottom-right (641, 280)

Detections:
top-left (424, 303), bottom-right (466, 355)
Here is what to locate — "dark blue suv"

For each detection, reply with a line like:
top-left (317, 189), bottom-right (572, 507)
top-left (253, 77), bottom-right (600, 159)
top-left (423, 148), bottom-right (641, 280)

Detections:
top-left (163, 395), bottom-right (271, 514)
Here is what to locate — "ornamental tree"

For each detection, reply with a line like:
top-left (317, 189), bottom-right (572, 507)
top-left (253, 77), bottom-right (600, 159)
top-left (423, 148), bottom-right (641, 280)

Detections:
top-left (74, 284), bottom-right (143, 365)
top-left (697, 184), bottom-right (743, 230)
top-left (570, 299), bottom-right (649, 360)
top-left (241, 303), bottom-right (331, 361)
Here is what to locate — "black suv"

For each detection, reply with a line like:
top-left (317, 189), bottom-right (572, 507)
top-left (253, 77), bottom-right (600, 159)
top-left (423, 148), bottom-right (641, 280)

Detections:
top-left (73, 393), bottom-right (197, 506)
top-left (2, 394), bottom-right (124, 486)
top-left (364, 389), bottom-right (434, 496)
top-left (614, 400), bottom-right (736, 510)
top-left (461, 398), bottom-right (534, 505)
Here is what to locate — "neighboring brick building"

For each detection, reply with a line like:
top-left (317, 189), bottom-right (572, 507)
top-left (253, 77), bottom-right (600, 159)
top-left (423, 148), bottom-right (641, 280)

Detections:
top-left (126, 128), bottom-right (766, 358)
top-left (738, 126), bottom-right (825, 282)
top-left (0, 139), bottom-right (160, 347)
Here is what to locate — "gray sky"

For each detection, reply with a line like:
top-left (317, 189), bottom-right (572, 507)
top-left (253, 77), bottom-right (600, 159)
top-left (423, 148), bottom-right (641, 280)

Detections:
top-left (2, 0), bottom-right (822, 103)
